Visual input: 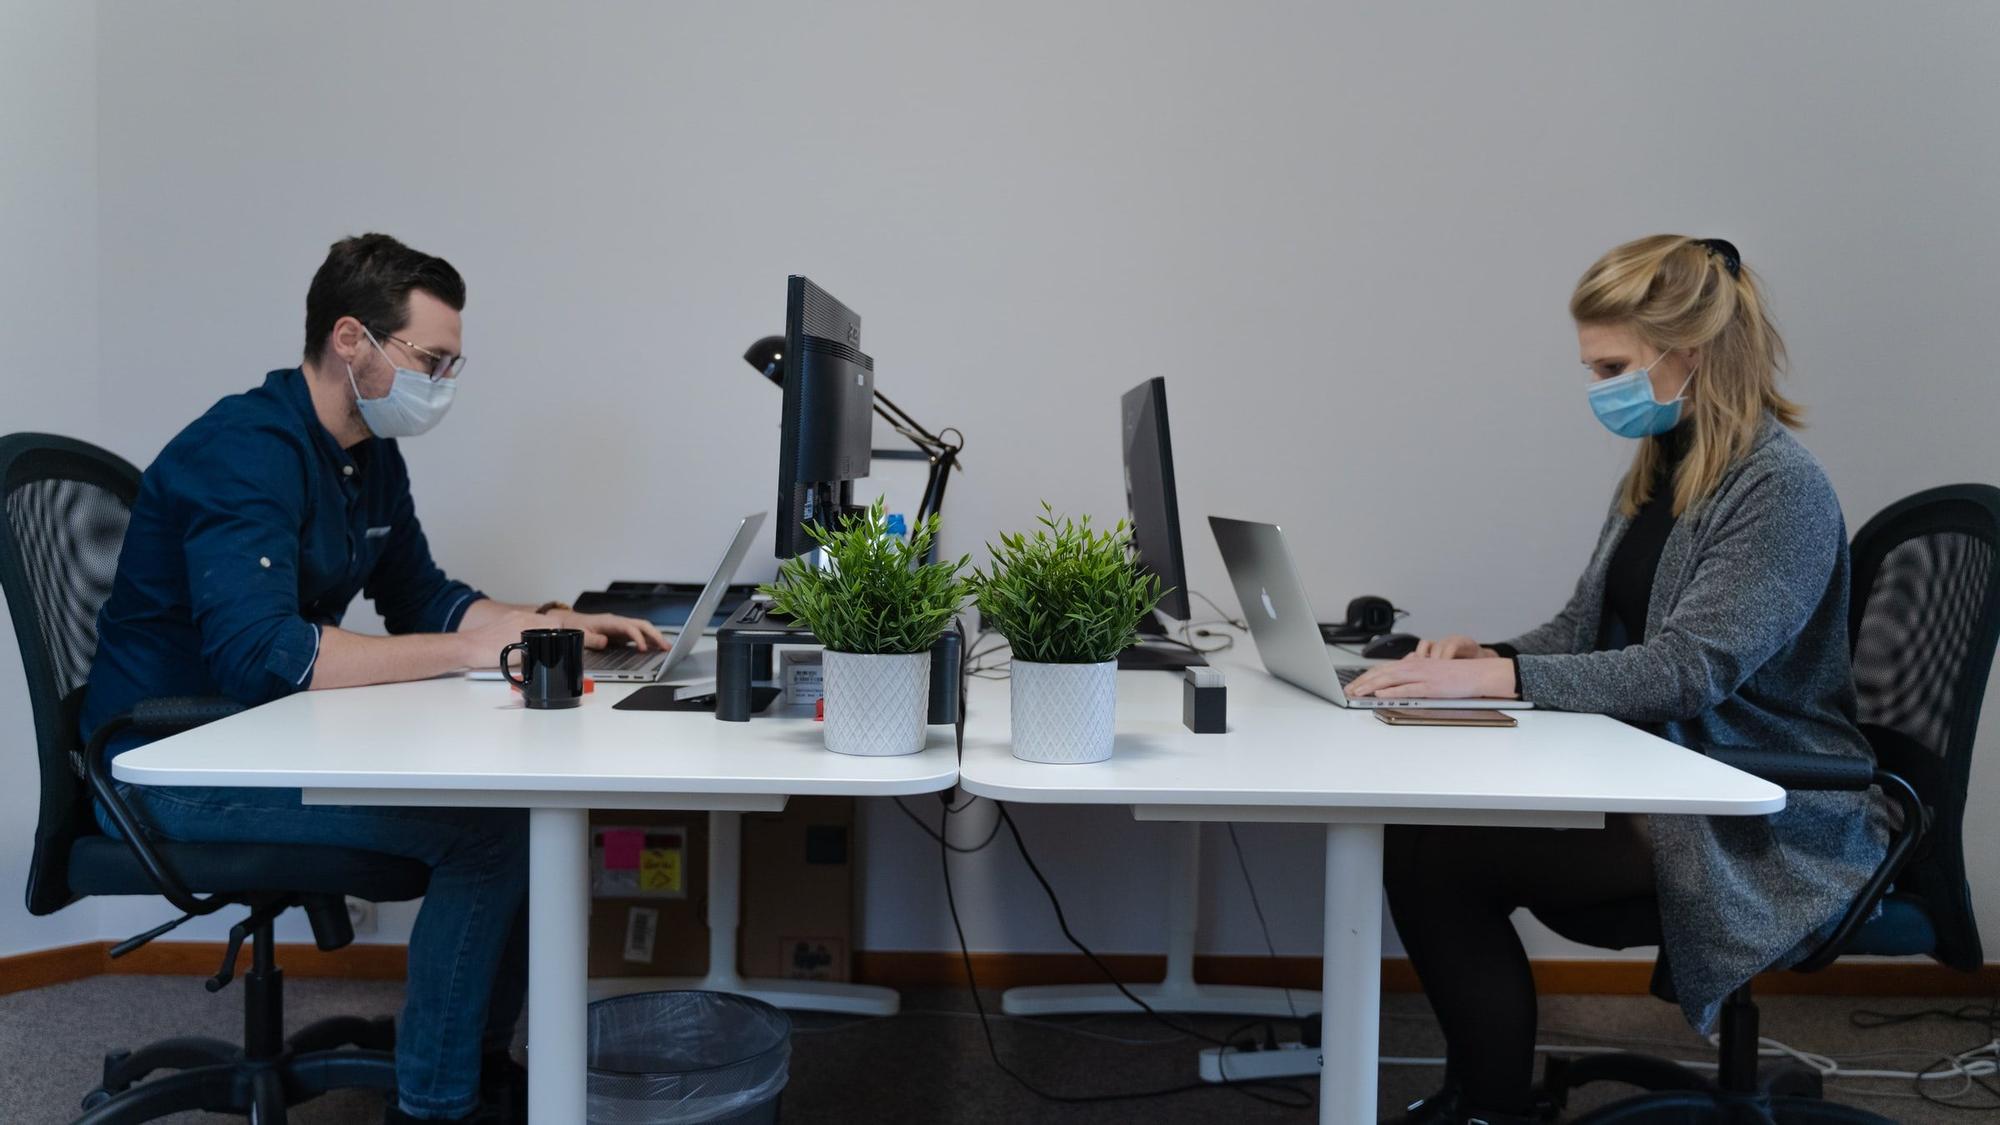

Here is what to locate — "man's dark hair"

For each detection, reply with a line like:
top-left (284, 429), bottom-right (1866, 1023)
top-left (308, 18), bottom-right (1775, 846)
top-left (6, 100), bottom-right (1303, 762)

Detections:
top-left (303, 233), bottom-right (465, 364)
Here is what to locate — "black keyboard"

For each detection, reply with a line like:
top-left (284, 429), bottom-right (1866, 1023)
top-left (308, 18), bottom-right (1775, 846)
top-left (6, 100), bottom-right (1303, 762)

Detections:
top-left (1336, 666), bottom-right (1363, 686)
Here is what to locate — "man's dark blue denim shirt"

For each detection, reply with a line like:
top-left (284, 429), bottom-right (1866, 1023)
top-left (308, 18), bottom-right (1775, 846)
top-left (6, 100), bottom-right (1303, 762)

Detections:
top-left (83, 369), bottom-right (483, 754)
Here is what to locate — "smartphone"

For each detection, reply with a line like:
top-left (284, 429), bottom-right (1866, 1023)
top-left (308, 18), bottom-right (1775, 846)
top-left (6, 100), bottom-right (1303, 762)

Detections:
top-left (1374, 708), bottom-right (1517, 728)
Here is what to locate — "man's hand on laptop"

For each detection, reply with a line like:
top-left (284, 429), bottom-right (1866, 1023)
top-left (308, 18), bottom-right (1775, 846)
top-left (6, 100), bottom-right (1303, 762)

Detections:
top-left (1344, 657), bottom-right (1517, 700)
top-left (457, 609), bottom-right (564, 668)
top-left (551, 610), bottom-right (670, 652)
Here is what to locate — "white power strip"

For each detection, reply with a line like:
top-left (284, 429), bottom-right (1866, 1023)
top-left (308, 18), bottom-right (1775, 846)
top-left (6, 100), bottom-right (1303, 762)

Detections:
top-left (1199, 1041), bottom-right (1321, 1082)
top-left (1198, 1034), bottom-right (2000, 1090)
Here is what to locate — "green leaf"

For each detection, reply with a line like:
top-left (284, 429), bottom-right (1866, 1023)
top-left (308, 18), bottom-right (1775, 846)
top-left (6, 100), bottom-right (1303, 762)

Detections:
top-left (756, 497), bottom-right (971, 654)
top-left (969, 503), bottom-right (1166, 664)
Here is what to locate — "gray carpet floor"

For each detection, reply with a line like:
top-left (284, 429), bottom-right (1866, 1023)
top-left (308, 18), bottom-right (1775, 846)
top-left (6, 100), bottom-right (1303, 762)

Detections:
top-left (2, 975), bottom-right (1995, 1122)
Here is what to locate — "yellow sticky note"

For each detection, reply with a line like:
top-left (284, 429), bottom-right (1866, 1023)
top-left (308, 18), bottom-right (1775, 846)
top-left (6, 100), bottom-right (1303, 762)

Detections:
top-left (639, 848), bottom-right (682, 894)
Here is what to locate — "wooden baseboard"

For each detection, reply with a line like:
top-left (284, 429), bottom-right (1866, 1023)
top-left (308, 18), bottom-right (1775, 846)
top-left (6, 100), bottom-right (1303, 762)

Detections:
top-left (6, 941), bottom-right (1994, 999)
top-left (848, 950), bottom-right (2000, 997)
top-left (0, 941), bottom-right (113, 995)
top-left (0, 940), bottom-right (408, 996)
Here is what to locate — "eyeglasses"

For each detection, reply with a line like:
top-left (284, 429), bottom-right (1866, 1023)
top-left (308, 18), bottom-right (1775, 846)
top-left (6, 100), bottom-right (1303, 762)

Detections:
top-left (371, 328), bottom-right (466, 381)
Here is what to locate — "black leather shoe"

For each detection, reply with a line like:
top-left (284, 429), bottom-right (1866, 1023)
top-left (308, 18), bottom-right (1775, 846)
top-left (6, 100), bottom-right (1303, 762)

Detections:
top-left (479, 1049), bottom-right (527, 1123)
top-left (382, 1099), bottom-right (504, 1123)
top-left (1386, 1086), bottom-right (1555, 1125)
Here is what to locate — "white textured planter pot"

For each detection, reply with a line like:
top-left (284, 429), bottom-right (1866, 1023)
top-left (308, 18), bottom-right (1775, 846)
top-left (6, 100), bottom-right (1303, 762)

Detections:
top-left (821, 650), bottom-right (931, 757)
top-left (1009, 659), bottom-right (1118, 764)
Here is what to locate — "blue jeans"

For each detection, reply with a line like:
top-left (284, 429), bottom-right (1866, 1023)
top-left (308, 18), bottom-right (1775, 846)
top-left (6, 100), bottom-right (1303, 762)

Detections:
top-left (103, 783), bottom-right (528, 1121)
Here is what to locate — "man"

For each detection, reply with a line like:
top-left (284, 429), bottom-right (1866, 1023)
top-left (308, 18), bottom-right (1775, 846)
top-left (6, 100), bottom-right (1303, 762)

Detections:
top-left (84, 233), bottom-right (664, 1123)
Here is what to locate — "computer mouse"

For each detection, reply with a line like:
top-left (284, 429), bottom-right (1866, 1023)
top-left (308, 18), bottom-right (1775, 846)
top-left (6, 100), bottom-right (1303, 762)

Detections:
top-left (1360, 632), bottom-right (1420, 660)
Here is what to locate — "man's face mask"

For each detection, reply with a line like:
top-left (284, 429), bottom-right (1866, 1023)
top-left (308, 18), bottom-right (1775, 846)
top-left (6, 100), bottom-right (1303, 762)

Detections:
top-left (345, 327), bottom-right (457, 439)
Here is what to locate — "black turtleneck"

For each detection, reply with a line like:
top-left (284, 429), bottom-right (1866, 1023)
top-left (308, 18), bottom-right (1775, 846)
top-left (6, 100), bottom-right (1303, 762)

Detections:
top-left (1596, 426), bottom-right (1692, 650)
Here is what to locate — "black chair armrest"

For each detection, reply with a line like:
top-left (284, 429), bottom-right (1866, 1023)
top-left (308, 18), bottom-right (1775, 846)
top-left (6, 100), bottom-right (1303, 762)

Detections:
top-left (83, 697), bottom-right (247, 919)
top-left (131, 696), bottom-right (247, 732)
top-left (1709, 747), bottom-right (1929, 973)
top-left (1709, 748), bottom-right (1876, 791)
top-left (1793, 769), bottom-right (1927, 973)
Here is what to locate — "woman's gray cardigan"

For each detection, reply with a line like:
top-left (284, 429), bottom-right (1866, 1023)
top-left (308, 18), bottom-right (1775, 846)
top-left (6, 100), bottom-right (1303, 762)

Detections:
top-left (1504, 419), bottom-right (1888, 1030)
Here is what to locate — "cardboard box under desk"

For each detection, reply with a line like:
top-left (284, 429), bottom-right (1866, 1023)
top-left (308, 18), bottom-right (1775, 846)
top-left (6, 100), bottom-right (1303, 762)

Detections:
top-left (586, 798), bottom-right (855, 982)
top-left (588, 811), bottom-right (708, 978)
top-left (740, 796), bottom-right (855, 983)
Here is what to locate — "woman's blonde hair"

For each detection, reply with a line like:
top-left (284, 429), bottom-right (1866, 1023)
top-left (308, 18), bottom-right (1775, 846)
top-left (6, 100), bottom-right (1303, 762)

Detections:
top-left (1571, 234), bottom-right (1800, 517)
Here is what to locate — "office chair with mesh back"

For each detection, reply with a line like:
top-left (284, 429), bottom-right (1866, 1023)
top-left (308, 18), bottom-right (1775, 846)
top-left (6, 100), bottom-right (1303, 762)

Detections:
top-left (1536, 483), bottom-right (1999, 1124)
top-left (1, 432), bottom-right (434, 1123)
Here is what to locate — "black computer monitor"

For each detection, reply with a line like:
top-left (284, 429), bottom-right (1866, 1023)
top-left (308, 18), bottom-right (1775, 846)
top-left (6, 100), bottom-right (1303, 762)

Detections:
top-left (774, 276), bottom-right (876, 558)
top-left (1119, 377), bottom-right (1203, 670)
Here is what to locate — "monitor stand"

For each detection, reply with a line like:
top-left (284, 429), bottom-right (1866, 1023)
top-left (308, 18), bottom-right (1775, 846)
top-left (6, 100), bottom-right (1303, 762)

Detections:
top-left (1000, 823), bottom-right (1319, 1020)
top-left (1117, 641), bottom-right (1208, 671)
top-left (1117, 618), bottom-right (1207, 671)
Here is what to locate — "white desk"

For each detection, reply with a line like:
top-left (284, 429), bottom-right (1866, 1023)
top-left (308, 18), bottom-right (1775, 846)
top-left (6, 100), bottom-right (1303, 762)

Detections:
top-left (956, 656), bottom-right (1785, 1125)
top-left (113, 673), bottom-right (958, 1125)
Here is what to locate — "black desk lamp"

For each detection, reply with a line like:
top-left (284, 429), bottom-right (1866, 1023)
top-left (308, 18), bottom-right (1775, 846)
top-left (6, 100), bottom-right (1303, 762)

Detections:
top-left (742, 335), bottom-right (964, 532)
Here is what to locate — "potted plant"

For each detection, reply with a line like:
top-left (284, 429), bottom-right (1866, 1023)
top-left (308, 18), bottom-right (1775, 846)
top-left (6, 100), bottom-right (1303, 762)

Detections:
top-left (760, 499), bottom-right (970, 756)
top-left (974, 506), bottom-right (1164, 764)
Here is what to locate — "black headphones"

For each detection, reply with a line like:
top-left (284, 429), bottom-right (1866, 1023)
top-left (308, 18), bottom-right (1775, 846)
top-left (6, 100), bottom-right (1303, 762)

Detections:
top-left (1321, 595), bottom-right (1400, 644)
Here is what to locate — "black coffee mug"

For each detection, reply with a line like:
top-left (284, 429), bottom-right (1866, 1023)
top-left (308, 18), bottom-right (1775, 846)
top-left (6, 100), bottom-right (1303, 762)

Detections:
top-left (502, 628), bottom-right (586, 709)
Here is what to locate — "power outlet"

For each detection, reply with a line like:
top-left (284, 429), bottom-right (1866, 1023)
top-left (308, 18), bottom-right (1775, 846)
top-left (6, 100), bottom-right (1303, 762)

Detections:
top-left (345, 896), bottom-right (377, 935)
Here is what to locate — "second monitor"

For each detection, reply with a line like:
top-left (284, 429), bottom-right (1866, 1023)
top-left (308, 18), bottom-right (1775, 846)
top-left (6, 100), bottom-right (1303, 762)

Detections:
top-left (774, 275), bottom-right (876, 559)
top-left (1118, 376), bottom-right (1206, 671)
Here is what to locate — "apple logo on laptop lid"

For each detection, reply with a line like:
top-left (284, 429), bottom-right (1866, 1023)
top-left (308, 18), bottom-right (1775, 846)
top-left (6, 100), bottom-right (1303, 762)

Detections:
top-left (1260, 588), bottom-right (1279, 620)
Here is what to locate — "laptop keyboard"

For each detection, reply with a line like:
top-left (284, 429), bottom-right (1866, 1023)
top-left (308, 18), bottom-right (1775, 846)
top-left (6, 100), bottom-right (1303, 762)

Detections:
top-left (586, 645), bottom-right (663, 673)
top-left (1336, 666), bottom-right (1363, 686)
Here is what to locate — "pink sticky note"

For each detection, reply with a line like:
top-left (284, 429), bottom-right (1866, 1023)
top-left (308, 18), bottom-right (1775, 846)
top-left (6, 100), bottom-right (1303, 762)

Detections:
top-left (602, 829), bottom-right (644, 871)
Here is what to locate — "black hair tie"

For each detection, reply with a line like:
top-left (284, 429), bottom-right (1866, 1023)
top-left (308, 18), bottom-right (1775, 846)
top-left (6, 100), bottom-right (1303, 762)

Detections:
top-left (1695, 237), bottom-right (1741, 278)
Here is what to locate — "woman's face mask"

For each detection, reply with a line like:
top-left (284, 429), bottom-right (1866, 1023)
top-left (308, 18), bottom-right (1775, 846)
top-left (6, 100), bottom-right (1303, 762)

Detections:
top-left (1587, 348), bottom-right (1687, 439)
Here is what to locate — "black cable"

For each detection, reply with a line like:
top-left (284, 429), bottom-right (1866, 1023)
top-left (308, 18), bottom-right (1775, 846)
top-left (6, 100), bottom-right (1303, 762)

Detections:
top-left (993, 803), bottom-right (1229, 1048)
top-left (966, 634), bottom-right (1013, 678)
top-left (966, 641), bottom-right (1011, 664)
top-left (937, 803), bottom-right (1313, 1109)
top-left (1188, 590), bottom-right (1247, 630)
top-left (895, 795), bottom-right (1002, 853)
top-left (1849, 1001), bottom-right (2000, 1031)
top-left (1913, 1053), bottom-right (2000, 1111)
top-left (1223, 823), bottom-right (1300, 1021)
top-left (1179, 621), bottom-right (1237, 655)
top-left (1850, 998), bottom-right (2000, 1110)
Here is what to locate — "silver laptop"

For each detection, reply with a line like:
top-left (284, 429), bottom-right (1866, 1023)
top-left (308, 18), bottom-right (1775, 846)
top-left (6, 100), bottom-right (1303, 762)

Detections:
top-left (584, 512), bottom-right (766, 683)
top-left (474, 512), bottom-right (765, 684)
top-left (1209, 516), bottom-right (1532, 710)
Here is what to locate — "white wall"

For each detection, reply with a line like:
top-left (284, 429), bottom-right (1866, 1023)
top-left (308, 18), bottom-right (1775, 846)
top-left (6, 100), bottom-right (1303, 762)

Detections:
top-left (11, 1), bottom-right (1997, 963)
top-left (0, 0), bottom-right (105, 958)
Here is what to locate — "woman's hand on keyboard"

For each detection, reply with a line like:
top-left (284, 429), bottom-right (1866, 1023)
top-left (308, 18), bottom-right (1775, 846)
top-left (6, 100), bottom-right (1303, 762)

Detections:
top-left (1344, 656), bottom-right (1518, 700)
top-left (1413, 635), bottom-right (1495, 660)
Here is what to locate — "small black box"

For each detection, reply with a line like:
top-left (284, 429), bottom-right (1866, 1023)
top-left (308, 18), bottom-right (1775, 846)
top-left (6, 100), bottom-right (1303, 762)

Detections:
top-left (1183, 676), bottom-right (1226, 733)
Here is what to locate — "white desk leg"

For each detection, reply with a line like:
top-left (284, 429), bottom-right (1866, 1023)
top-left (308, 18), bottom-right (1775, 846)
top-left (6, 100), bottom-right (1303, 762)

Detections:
top-left (528, 806), bottom-right (589, 1125)
top-left (593, 809), bottom-right (900, 1016)
top-left (1001, 821), bottom-right (1323, 1017)
top-left (702, 808), bottom-right (748, 992)
top-left (1321, 822), bottom-right (1384, 1125)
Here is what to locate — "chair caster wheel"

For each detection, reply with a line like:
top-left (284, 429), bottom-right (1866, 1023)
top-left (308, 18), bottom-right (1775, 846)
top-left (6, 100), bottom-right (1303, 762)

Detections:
top-left (99, 1047), bottom-right (134, 1093)
top-left (81, 1088), bottom-right (111, 1110)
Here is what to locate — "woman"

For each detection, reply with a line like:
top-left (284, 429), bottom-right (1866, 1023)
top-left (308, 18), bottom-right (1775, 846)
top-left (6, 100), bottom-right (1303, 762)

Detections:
top-left (1344, 235), bottom-right (1889, 1124)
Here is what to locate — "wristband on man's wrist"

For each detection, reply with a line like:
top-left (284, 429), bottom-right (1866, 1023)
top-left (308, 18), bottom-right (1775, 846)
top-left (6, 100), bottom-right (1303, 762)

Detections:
top-left (536, 600), bottom-right (572, 616)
